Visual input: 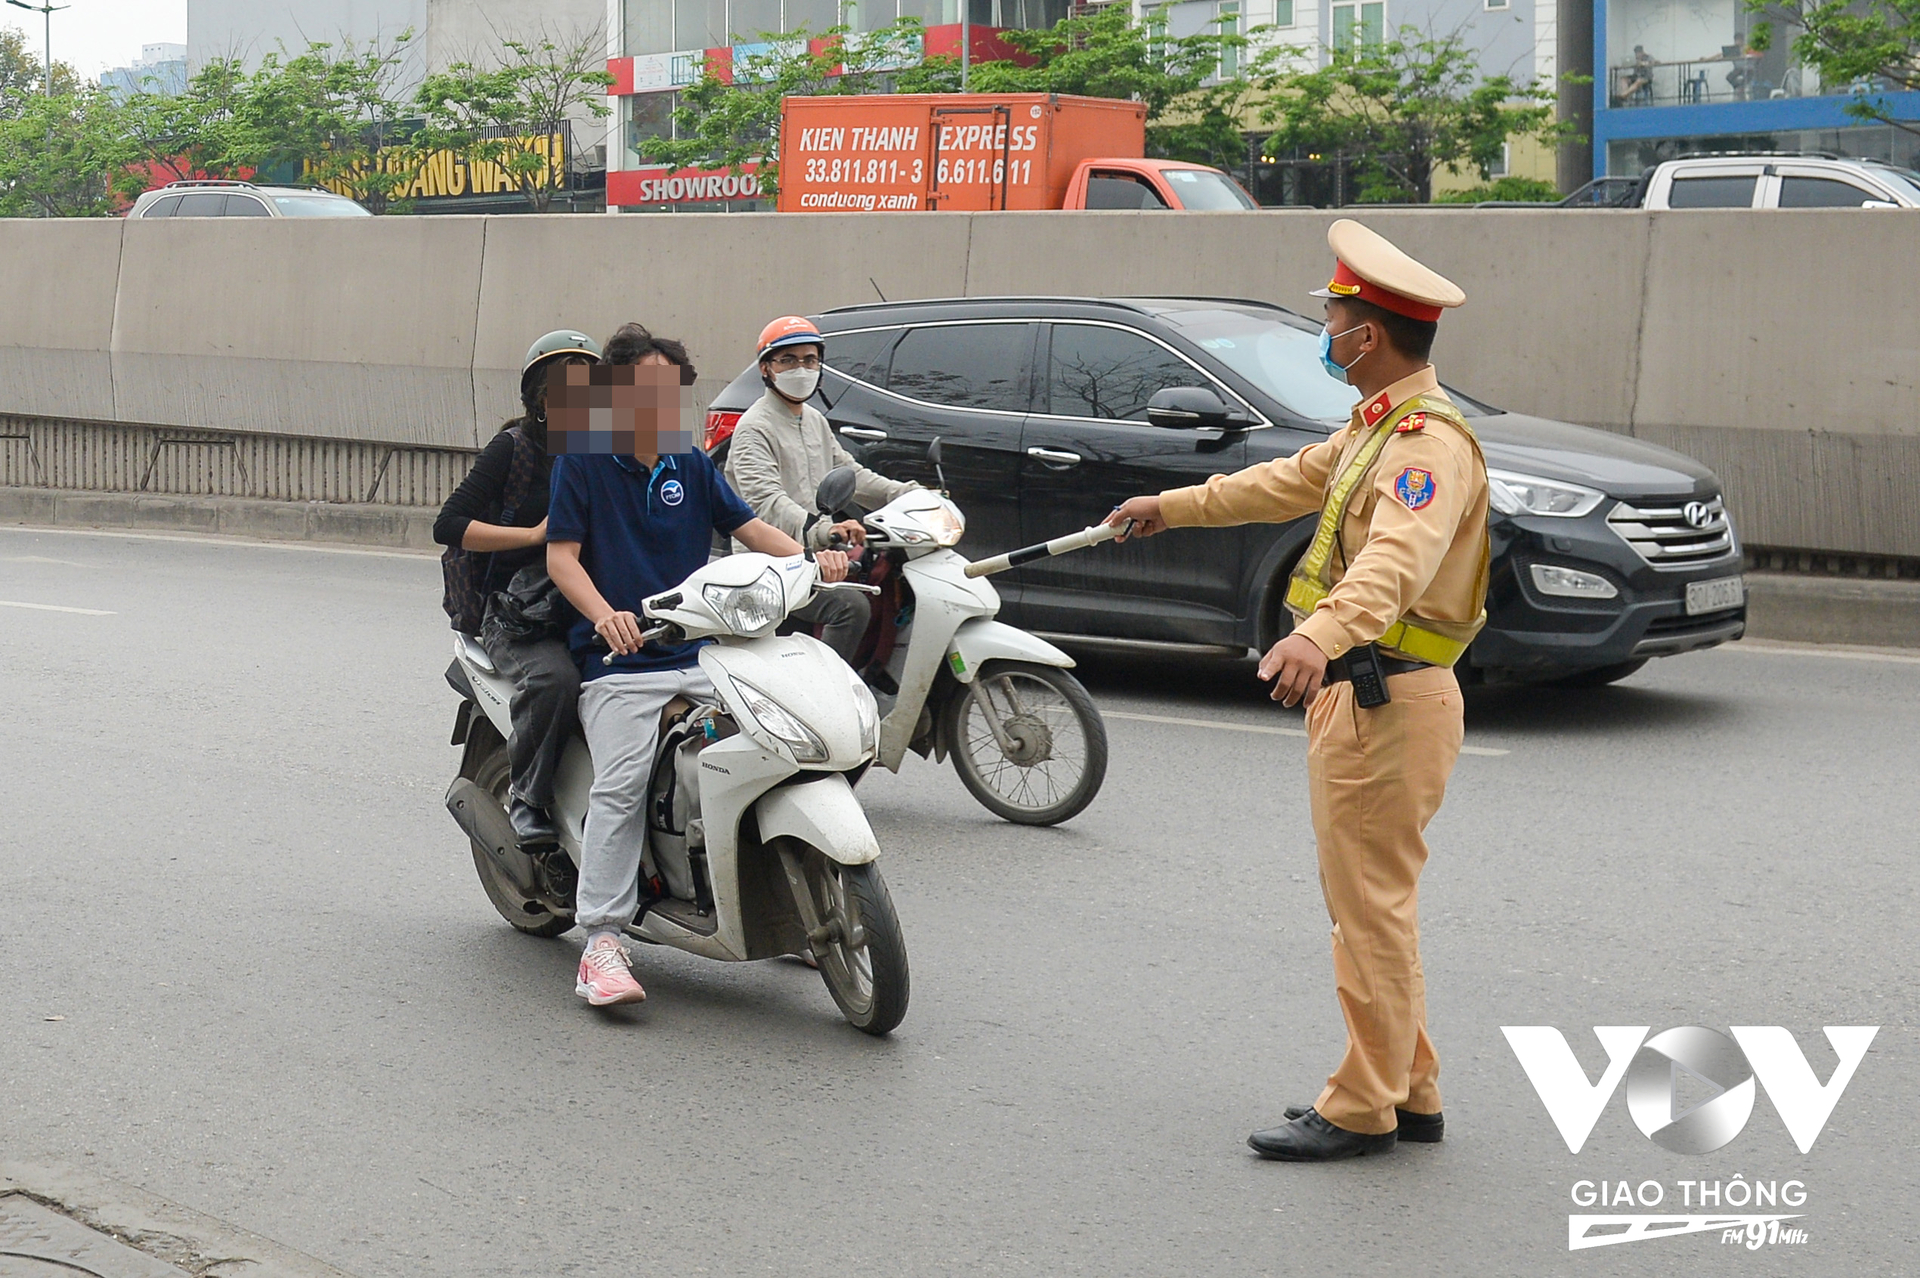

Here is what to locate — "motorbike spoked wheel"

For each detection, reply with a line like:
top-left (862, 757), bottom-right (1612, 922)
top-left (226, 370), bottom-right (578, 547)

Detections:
top-left (778, 840), bottom-right (909, 1036)
top-left (945, 661), bottom-right (1108, 826)
top-left (464, 731), bottom-right (575, 938)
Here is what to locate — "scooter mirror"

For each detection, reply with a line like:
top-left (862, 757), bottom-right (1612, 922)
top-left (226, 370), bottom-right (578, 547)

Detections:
top-left (927, 436), bottom-right (949, 494)
top-left (816, 465), bottom-right (858, 516)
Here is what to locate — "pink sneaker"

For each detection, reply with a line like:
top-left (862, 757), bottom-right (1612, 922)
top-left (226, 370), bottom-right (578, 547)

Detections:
top-left (576, 936), bottom-right (646, 1006)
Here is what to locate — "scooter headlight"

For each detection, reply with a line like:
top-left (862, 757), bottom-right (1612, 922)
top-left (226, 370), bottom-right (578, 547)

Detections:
top-left (731, 676), bottom-right (829, 764)
top-left (845, 662), bottom-right (879, 755)
top-left (917, 501), bottom-right (965, 547)
top-left (703, 568), bottom-right (786, 636)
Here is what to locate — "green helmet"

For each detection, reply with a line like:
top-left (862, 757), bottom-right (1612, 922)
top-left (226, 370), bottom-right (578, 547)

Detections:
top-left (522, 329), bottom-right (602, 386)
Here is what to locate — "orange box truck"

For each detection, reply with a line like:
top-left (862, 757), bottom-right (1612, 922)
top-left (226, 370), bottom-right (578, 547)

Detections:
top-left (776, 93), bottom-right (1256, 212)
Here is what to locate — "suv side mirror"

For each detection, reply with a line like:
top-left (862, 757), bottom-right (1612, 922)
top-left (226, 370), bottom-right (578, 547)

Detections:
top-left (815, 465), bottom-right (858, 516)
top-left (1147, 386), bottom-right (1242, 430)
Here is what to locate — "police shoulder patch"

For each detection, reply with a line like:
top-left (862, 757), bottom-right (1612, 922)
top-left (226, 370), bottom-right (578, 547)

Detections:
top-left (1394, 467), bottom-right (1436, 511)
top-left (1394, 411), bottom-right (1427, 434)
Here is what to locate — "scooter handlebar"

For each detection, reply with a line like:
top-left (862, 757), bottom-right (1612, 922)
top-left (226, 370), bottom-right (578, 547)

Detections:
top-left (962, 520), bottom-right (1130, 579)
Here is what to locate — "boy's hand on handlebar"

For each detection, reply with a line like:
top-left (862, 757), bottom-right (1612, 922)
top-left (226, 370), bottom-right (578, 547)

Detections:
top-left (829, 519), bottom-right (866, 547)
top-left (816, 549), bottom-right (850, 583)
top-left (595, 610), bottom-right (646, 655)
top-left (1106, 496), bottom-right (1166, 542)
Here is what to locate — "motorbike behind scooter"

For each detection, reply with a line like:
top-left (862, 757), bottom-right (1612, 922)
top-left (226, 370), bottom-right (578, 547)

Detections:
top-left (443, 553), bottom-right (909, 1035)
top-left (815, 449), bottom-right (1110, 826)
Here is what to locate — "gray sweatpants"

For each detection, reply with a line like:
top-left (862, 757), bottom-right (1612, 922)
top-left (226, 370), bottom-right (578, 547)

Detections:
top-left (789, 589), bottom-right (868, 664)
top-left (575, 666), bottom-right (716, 934)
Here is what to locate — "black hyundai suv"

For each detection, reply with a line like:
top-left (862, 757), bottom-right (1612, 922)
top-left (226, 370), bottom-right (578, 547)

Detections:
top-left (707, 297), bottom-right (1747, 685)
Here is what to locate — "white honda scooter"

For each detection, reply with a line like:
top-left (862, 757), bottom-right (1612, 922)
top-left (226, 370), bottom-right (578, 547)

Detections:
top-left (817, 448), bottom-right (1109, 826)
top-left (444, 554), bottom-right (909, 1035)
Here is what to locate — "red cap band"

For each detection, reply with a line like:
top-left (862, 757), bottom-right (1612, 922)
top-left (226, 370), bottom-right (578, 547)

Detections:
top-left (1325, 259), bottom-right (1443, 323)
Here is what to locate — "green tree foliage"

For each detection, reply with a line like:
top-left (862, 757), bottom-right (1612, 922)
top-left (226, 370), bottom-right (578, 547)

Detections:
top-left (0, 87), bottom-right (134, 216)
top-left (641, 20), bottom-right (938, 195)
top-left (115, 56), bottom-right (251, 184)
top-left (413, 26), bottom-right (614, 212)
top-left (0, 31), bottom-right (127, 216)
top-left (230, 34), bottom-right (418, 213)
top-left (1747, 0), bottom-right (1920, 132)
top-left (1433, 174), bottom-right (1562, 202)
top-left (1253, 29), bottom-right (1567, 202)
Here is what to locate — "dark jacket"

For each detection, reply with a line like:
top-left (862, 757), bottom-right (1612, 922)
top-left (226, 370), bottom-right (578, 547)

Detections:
top-left (434, 419), bottom-right (552, 582)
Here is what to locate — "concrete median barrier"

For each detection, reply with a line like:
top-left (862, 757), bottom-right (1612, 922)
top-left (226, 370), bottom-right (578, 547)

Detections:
top-left (0, 208), bottom-right (1916, 559)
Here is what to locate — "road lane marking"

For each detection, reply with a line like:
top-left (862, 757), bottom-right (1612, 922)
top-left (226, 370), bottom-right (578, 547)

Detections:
top-left (0, 600), bottom-right (115, 615)
top-left (0, 525), bottom-right (435, 560)
top-left (1104, 709), bottom-right (1509, 756)
top-left (0, 555), bottom-right (92, 566)
top-left (1725, 639), bottom-right (1920, 665)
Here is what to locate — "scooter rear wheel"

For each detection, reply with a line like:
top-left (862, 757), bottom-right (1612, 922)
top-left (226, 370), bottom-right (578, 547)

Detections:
top-left (783, 842), bottom-right (909, 1036)
top-left (462, 727), bottom-right (575, 938)
top-left (945, 662), bottom-right (1108, 826)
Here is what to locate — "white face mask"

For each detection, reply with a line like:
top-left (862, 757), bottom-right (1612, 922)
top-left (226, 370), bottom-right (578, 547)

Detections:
top-left (773, 366), bottom-right (820, 401)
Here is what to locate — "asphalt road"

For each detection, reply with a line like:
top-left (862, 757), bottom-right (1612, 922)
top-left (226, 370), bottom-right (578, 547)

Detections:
top-left (2, 525), bottom-right (1915, 1278)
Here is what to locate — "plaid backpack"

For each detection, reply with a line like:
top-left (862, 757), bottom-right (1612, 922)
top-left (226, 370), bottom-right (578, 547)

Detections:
top-left (441, 425), bottom-right (545, 633)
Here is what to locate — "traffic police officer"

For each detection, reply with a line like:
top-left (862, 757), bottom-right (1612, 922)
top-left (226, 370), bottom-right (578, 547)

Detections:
top-left (1108, 219), bottom-right (1490, 1161)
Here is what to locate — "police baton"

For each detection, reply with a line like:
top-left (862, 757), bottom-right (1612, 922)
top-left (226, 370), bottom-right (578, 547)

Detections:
top-left (963, 519), bottom-right (1132, 579)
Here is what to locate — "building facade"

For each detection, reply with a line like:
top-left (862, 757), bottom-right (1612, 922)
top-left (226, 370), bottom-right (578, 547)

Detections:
top-left (101, 43), bottom-right (189, 99)
top-left (1592, 0), bottom-right (1920, 176)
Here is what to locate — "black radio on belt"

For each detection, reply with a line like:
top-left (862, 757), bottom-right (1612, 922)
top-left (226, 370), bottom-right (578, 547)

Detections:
top-left (1345, 643), bottom-right (1392, 708)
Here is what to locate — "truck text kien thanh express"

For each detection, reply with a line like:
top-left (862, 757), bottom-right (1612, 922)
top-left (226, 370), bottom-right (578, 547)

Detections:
top-left (775, 93), bottom-right (1257, 212)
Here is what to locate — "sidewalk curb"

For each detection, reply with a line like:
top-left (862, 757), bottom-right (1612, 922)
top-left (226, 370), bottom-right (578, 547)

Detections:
top-left (1, 1161), bottom-right (358, 1278)
top-left (0, 487), bottom-right (437, 551)
top-left (1743, 572), bottom-right (1920, 649)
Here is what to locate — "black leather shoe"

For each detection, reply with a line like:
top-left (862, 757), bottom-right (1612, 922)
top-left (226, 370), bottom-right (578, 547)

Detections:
top-left (1248, 1109), bottom-right (1396, 1161)
top-left (509, 798), bottom-right (557, 846)
top-left (1283, 1103), bottom-right (1443, 1143)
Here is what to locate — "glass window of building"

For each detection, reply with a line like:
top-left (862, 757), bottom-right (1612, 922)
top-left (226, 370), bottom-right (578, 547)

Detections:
top-left (1607, 0), bottom-right (1819, 108)
top-left (1218, 1), bottom-right (1239, 77)
top-left (786, 0), bottom-right (836, 32)
top-left (730, 0), bottom-right (782, 41)
top-left (626, 0), bottom-right (673, 55)
top-left (1331, 2), bottom-right (1383, 49)
top-left (625, 92), bottom-right (676, 166)
top-left (1274, 0), bottom-right (1293, 23)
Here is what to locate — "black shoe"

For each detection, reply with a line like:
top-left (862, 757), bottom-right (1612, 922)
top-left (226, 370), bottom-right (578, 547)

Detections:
top-left (509, 798), bottom-right (557, 847)
top-left (1283, 1103), bottom-right (1443, 1143)
top-left (1248, 1109), bottom-right (1396, 1161)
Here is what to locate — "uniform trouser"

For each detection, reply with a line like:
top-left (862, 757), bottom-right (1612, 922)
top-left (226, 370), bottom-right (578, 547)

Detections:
top-left (476, 620), bottom-right (579, 811)
top-left (1306, 664), bottom-right (1464, 1135)
top-left (790, 590), bottom-right (868, 664)
top-left (575, 666), bottom-right (716, 934)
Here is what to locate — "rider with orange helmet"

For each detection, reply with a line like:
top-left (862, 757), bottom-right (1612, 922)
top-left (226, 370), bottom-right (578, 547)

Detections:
top-left (722, 315), bottom-right (917, 661)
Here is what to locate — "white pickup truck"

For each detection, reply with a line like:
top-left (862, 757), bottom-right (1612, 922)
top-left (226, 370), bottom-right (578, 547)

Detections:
top-left (1549, 154), bottom-right (1920, 209)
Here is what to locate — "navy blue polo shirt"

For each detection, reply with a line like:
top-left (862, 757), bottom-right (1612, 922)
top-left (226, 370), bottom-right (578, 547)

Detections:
top-left (547, 449), bottom-right (756, 680)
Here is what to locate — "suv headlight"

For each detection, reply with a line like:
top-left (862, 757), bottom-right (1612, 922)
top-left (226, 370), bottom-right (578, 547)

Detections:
top-left (731, 676), bottom-right (829, 763)
top-left (1486, 469), bottom-right (1606, 519)
top-left (845, 662), bottom-right (879, 755)
top-left (703, 568), bottom-right (786, 635)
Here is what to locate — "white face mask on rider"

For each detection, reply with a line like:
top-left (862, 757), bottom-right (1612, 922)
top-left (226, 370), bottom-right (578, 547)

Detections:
top-left (773, 366), bottom-right (820, 401)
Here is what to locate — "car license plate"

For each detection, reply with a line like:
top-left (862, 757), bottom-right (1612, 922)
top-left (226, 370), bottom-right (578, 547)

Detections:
top-left (1685, 575), bottom-right (1745, 615)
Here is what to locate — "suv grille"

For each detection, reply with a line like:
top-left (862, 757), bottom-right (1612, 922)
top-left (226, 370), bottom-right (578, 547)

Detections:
top-left (1607, 497), bottom-right (1734, 565)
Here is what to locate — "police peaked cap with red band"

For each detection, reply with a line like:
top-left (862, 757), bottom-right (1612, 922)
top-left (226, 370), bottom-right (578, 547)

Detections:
top-left (1309, 219), bottom-right (1466, 323)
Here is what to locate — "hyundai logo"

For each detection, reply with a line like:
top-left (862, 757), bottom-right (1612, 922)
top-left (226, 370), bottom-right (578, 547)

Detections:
top-left (1682, 501), bottom-right (1713, 529)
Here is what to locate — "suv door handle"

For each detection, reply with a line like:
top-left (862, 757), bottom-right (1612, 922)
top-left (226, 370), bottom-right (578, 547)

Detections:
top-left (838, 426), bottom-right (888, 442)
top-left (1026, 447), bottom-right (1082, 466)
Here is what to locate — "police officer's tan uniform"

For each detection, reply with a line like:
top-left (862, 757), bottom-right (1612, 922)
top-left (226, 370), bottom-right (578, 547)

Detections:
top-left (1157, 221), bottom-right (1490, 1138)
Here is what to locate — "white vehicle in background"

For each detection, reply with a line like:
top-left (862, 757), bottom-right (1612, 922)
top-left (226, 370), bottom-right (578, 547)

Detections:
top-left (129, 179), bottom-right (373, 219)
top-left (1640, 154), bottom-right (1920, 208)
top-left (445, 552), bottom-right (911, 1035)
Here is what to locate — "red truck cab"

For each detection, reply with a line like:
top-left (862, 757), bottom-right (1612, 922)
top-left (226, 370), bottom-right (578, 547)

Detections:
top-left (1063, 158), bottom-right (1259, 210)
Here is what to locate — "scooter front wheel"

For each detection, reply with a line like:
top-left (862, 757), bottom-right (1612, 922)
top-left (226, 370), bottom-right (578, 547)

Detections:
top-left (945, 661), bottom-right (1108, 826)
top-left (781, 841), bottom-right (909, 1036)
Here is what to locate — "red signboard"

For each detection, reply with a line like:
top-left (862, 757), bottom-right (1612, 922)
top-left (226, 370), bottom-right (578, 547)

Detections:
top-left (608, 163), bottom-right (768, 208)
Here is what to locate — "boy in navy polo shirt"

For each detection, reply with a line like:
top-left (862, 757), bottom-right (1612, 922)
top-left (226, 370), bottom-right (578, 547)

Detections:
top-left (546, 349), bottom-right (848, 1007)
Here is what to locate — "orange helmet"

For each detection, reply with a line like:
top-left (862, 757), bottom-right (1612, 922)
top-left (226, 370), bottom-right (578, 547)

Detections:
top-left (756, 315), bottom-right (824, 362)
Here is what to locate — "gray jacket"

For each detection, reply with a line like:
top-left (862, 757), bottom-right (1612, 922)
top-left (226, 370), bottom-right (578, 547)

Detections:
top-left (724, 389), bottom-right (914, 550)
